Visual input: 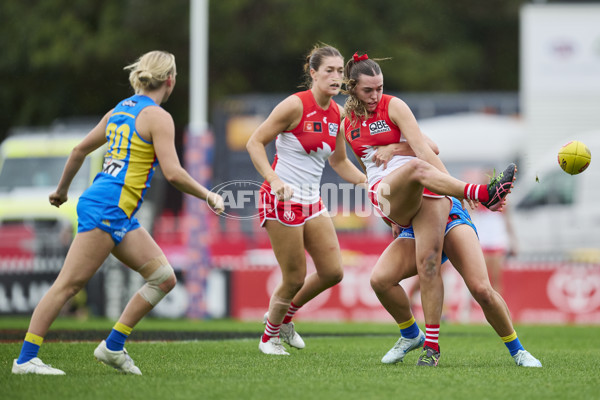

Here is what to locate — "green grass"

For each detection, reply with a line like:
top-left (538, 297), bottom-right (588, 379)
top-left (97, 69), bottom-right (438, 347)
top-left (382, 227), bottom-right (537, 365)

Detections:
top-left (2, 318), bottom-right (600, 400)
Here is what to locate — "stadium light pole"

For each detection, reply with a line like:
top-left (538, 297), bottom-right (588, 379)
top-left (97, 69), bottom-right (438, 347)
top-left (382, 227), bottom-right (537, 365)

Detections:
top-left (185, 0), bottom-right (212, 319)
top-left (190, 0), bottom-right (208, 134)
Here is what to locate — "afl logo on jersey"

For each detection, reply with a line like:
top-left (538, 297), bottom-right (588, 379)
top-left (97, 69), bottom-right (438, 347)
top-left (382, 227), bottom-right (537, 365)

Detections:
top-left (283, 210), bottom-right (296, 222)
top-left (369, 120), bottom-right (391, 135)
top-left (328, 123), bottom-right (339, 137)
top-left (304, 121), bottom-right (322, 133)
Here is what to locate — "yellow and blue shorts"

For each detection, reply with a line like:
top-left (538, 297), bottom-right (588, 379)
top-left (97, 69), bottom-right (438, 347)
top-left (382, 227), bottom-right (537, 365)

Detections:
top-left (77, 197), bottom-right (141, 244)
top-left (396, 197), bottom-right (478, 264)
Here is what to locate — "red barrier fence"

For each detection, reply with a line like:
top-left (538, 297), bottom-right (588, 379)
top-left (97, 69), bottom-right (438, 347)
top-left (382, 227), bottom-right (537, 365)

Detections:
top-left (207, 232), bottom-right (600, 324)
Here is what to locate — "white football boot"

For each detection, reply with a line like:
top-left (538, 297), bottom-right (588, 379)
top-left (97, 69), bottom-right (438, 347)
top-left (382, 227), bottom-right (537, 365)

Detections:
top-left (263, 312), bottom-right (305, 349)
top-left (94, 340), bottom-right (142, 375)
top-left (381, 329), bottom-right (425, 364)
top-left (513, 350), bottom-right (542, 367)
top-left (12, 358), bottom-right (65, 375)
top-left (258, 337), bottom-right (290, 355)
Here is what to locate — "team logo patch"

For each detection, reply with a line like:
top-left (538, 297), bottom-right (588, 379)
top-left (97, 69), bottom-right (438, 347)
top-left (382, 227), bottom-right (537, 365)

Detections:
top-left (328, 123), bottom-right (339, 137)
top-left (304, 121), bottom-right (322, 133)
top-left (348, 128), bottom-right (360, 142)
top-left (369, 120), bottom-right (391, 135)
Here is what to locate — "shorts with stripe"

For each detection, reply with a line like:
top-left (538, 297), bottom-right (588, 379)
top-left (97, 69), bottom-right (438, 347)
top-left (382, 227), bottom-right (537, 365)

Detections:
top-left (258, 184), bottom-right (326, 227)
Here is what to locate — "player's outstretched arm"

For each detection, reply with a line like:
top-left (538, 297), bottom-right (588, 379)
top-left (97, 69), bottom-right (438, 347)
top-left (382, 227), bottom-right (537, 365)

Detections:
top-left (49, 111), bottom-right (112, 208)
top-left (149, 107), bottom-right (224, 213)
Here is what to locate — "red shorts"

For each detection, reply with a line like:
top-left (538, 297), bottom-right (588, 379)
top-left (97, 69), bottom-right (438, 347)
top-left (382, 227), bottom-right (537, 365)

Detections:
top-left (259, 184), bottom-right (326, 227)
top-left (368, 179), bottom-right (445, 228)
top-left (481, 247), bottom-right (508, 256)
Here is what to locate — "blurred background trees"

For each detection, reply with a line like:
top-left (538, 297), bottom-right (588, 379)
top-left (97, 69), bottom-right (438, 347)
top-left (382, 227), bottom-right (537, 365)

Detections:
top-left (1, 0), bottom-right (530, 141)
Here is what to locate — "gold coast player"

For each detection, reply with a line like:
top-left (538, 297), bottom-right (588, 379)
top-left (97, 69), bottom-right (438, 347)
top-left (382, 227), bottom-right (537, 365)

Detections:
top-left (370, 196), bottom-right (541, 367)
top-left (246, 44), bottom-right (367, 355)
top-left (12, 51), bottom-right (224, 375)
top-left (343, 52), bottom-right (516, 366)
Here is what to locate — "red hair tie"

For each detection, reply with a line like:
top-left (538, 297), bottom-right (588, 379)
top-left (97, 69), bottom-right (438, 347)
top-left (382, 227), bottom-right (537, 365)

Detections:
top-left (353, 52), bottom-right (369, 62)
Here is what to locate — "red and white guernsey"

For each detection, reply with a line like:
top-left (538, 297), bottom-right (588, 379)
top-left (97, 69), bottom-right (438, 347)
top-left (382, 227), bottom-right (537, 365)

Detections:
top-left (271, 90), bottom-right (340, 203)
top-left (344, 94), bottom-right (413, 187)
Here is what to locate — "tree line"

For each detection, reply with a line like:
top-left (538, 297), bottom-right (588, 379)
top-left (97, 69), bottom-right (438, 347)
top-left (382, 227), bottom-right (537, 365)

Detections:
top-left (1, 0), bottom-right (535, 142)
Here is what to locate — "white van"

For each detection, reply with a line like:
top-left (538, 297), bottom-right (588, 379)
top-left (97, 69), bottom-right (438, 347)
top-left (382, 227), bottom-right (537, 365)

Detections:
top-left (509, 130), bottom-right (600, 258)
top-left (0, 128), bottom-right (105, 261)
top-left (419, 113), bottom-right (599, 259)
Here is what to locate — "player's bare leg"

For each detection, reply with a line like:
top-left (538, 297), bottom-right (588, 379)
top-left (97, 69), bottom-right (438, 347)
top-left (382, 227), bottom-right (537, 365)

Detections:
top-left (371, 238), bottom-right (425, 364)
top-left (259, 221), bottom-right (307, 355)
top-left (94, 227), bottom-right (176, 375)
top-left (444, 225), bottom-right (541, 367)
top-left (270, 213), bottom-right (343, 349)
top-left (13, 229), bottom-right (114, 375)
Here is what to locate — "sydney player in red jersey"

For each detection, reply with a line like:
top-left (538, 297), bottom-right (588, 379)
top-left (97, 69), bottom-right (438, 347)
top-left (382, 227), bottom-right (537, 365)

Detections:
top-left (343, 53), bottom-right (517, 366)
top-left (246, 44), bottom-right (367, 355)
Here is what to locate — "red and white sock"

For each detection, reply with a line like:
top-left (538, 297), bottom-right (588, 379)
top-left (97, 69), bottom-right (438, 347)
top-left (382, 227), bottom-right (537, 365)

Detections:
top-left (282, 302), bottom-right (301, 324)
top-left (261, 319), bottom-right (281, 343)
top-left (424, 324), bottom-right (440, 352)
top-left (464, 184), bottom-right (489, 203)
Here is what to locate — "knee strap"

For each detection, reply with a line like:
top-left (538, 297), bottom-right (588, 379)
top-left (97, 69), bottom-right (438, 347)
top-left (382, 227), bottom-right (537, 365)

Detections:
top-left (136, 255), bottom-right (174, 306)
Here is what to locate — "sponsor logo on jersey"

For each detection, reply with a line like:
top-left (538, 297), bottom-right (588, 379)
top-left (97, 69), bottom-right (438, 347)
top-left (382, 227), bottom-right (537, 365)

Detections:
top-left (283, 210), bottom-right (296, 222)
top-left (328, 123), bottom-right (339, 137)
top-left (369, 120), bottom-right (391, 135)
top-left (102, 158), bottom-right (125, 177)
top-left (114, 229), bottom-right (126, 239)
top-left (122, 100), bottom-right (137, 107)
top-left (304, 121), bottom-right (322, 133)
top-left (306, 111), bottom-right (317, 118)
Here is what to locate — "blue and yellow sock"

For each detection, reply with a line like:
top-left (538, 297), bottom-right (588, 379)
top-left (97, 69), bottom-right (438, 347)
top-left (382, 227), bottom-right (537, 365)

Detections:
top-left (16, 332), bottom-right (44, 364)
top-left (398, 316), bottom-right (420, 339)
top-left (502, 331), bottom-right (524, 356)
top-left (105, 322), bottom-right (133, 351)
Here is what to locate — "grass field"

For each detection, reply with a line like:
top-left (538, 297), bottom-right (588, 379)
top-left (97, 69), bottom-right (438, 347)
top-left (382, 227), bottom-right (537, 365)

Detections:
top-left (2, 317), bottom-right (599, 400)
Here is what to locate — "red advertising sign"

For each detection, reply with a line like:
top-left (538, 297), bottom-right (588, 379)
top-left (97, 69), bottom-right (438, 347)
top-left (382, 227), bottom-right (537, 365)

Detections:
top-left (209, 233), bottom-right (600, 324)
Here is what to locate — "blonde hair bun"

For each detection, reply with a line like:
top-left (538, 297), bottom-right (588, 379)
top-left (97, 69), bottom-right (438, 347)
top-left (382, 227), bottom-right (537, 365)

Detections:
top-left (124, 51), bottom-right (176, 93)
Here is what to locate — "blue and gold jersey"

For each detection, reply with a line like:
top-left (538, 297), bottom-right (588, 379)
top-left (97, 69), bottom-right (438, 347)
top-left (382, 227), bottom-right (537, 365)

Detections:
top-left (81, 94), bottom-right (159, 218)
